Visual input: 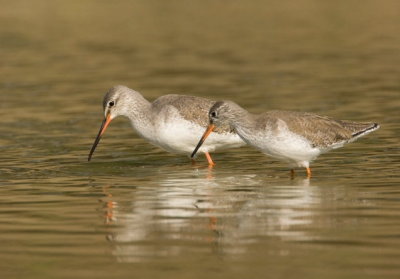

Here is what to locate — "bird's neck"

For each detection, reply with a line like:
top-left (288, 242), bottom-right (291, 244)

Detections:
top-left (231, 111), bottom-right (258, 140)
top-left (123, 95), bottom-right (155, 138)
top-left (228, 105), bottom-right (252, 127)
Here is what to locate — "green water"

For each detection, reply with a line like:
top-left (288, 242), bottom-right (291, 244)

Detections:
top-left (1, 1), bottom-right (400, 278)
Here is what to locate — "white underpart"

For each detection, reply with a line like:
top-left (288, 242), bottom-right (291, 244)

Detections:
top-left (127, 106), bottom-right (244, 156)
top-left (235, 119), bottom-right (321, 168)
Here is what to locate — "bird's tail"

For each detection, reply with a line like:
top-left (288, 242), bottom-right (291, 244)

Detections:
top-left (341, 121), bottom-right (380, 140)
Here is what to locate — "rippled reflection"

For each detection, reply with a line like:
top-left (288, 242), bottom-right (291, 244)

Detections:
top-left (96, 168), bottom-right (326, 263)
top-left (2, 0), bottom-right (400, 277)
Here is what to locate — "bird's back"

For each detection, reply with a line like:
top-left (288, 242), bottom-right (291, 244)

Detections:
top-left (151, 94), bottom-right (235, 134)
top-left (256, 110), bottom-right (379, 148)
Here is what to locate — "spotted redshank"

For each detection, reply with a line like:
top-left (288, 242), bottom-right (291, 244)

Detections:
top-left (88, 86), bottom-right (244, 164)
top-left (191, 100), bottom-right (380, 177)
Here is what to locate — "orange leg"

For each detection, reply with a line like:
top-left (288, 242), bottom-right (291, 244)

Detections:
top-left (205, 152), bottom-right (215, 166)
top-left (306, 167), bottom-right (312, 178)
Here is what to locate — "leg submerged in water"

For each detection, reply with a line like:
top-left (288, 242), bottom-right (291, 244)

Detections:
top-left (205, 152), bottom-right (215, 166)
top-left (306, 167), bottom-right (312, 178)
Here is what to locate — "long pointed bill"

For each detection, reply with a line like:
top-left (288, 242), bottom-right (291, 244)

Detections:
top-left (191, 124), bottom-right (215, 158)
top-left (88, 113), bottom-right (112, 161)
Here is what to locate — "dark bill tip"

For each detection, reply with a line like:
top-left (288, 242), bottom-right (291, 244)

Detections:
top-left (88, 114), bottom-right (112, 161)
top-left (191, 124), bottom-right (215, 158)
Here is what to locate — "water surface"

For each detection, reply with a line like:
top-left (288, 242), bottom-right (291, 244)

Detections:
top-left (1, 1), bottom-right (400, 278)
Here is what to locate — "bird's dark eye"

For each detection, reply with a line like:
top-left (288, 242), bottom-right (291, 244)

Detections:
top-left (108, 101), bottom-right (115, 107)
top-left (210, 111), bottom-right (217, 118)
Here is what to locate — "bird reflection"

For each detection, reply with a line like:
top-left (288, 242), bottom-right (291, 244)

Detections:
top-left (101, 185), bottom-right (117, 224)
top-left (96, 168), bottom-right (320, 263)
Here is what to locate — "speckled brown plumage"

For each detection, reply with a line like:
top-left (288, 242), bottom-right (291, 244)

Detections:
top-left (89, 86), bottom-right (244, 164)
top-left (151, 94), bottom-right (235, 134)
top-left (254, 111), bottom-right (378, 148)
top-left (201, 100), bottom-right (380, 174)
